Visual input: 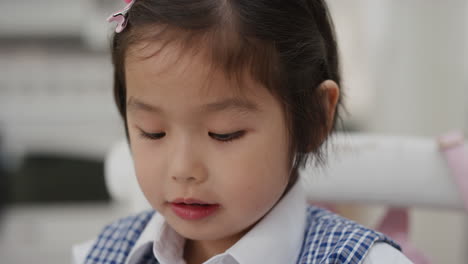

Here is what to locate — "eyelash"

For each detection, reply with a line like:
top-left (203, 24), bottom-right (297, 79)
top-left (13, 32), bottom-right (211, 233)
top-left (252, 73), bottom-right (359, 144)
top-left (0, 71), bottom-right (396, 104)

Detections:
top-left (138, 130), bottom-right (245, 143)
top-left (139, 131), bottom-right (166, 140)
top-left (208, 131), bottom-right (245, 142)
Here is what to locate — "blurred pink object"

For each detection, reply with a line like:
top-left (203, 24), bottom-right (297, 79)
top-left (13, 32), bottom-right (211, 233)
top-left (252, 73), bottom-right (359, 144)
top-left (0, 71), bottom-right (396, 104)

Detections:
top-left (107, 0), bottom-right (135, 33)
top-left (376, 208), bottom-right (431, 264)
top-left (438, 131), bottom-right (468, 211)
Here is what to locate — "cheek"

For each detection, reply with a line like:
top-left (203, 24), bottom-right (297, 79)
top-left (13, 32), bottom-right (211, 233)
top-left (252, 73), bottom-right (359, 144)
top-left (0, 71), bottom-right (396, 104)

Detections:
top-left (215, 131), bottom-right (290, 211)
top-left (130, 139), bottom-right (167, 207)
top-left (219, 165), bottom-right (287, 231)
top-left (246, 128), bottom-right (290, 181)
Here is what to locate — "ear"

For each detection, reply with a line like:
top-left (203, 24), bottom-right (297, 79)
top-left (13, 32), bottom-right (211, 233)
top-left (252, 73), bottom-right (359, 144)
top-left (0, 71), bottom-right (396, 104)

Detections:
top-left (319, 80), bottom-right (340, 132)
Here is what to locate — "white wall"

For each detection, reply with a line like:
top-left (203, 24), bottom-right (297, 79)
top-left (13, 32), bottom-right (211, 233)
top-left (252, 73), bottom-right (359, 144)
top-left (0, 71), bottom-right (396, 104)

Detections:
top-left (366, 1), bottom-right (467, 135)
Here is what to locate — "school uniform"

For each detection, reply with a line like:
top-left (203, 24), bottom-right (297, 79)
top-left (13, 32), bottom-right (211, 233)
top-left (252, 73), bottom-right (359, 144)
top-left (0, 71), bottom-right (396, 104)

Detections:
top-left (73, 182), bottom-right (412, 264)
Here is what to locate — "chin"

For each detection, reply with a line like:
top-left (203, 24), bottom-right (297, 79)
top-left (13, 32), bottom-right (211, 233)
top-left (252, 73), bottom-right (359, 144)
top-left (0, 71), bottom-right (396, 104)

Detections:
top-left (170, 220), bottom-right (239, 241)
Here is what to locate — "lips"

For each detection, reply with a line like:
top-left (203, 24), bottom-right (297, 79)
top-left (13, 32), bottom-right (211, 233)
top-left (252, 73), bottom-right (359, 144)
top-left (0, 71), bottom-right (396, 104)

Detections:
top-left (171, 198), bottom-right (214, 205)
top-left (170, 198), bottom-right (220, 220)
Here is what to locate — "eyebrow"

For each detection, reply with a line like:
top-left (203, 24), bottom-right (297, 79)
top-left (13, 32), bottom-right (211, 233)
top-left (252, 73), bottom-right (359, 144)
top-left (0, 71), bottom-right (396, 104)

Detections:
top-left (126, 96), bottom-right (260, 114)
top-left (202, 97), bottom-right (260, 114)
top-left (127, 97), bottom-right (162, 113)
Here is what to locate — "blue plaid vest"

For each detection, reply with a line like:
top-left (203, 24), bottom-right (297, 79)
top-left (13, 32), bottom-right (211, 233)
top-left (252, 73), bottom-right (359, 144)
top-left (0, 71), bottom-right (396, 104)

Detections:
top-left (85, 206), bottom-right (401, 264)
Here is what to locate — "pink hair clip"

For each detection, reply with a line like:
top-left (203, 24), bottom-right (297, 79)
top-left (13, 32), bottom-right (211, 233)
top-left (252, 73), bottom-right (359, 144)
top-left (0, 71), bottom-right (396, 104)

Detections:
top-left (107, 0), bottom-right (135, 33)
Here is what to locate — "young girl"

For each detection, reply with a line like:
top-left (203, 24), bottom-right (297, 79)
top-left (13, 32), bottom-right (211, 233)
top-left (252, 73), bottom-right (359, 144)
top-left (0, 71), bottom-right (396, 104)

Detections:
top-left (75, 0), bottom-right (412, 263)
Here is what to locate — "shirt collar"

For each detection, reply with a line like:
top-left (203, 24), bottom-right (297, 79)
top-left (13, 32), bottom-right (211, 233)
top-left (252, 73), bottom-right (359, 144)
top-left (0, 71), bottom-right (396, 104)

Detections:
top-left (126, 181), bottom-right (307, 264)
top-left (226, 181), bottom-right (307, 264)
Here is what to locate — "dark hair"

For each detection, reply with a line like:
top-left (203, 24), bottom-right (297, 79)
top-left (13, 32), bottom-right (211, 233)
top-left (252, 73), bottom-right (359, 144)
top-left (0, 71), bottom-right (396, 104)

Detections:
top-left (111, 0), bottom-right (343, 190)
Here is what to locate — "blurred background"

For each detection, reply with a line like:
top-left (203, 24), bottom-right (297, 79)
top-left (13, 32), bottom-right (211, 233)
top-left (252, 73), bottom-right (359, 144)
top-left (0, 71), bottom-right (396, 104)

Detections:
top-left (0, 0), bottom-right (467, 263)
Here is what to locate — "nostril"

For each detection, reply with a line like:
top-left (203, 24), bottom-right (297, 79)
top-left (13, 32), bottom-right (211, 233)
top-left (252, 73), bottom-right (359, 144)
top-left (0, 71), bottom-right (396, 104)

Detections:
top-left (186, 176), bottom-right (197, 182)
top-left (172, 175), bottom-right (197, 182)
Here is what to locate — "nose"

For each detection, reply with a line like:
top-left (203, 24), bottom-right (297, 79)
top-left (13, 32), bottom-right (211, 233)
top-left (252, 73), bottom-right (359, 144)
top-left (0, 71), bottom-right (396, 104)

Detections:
top-left (169, 139), bottom-right (208, 184)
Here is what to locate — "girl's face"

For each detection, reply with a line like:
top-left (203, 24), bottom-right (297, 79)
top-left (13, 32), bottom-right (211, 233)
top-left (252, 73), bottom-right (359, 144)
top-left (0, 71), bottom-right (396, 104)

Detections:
top-left (125, 40), bottom-right (291, 244)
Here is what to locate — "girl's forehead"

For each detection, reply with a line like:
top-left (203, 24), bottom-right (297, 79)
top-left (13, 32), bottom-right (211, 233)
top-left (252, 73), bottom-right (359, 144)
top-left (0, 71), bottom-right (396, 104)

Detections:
top-left (125, 39), bottom-right (266, 101)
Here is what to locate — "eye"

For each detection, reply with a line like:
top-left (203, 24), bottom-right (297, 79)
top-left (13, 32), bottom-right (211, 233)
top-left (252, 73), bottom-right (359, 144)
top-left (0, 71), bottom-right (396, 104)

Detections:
top-left (209, 131), bottom-right (245, 143)
top-left (139, 129), bottom-right (166, 140)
